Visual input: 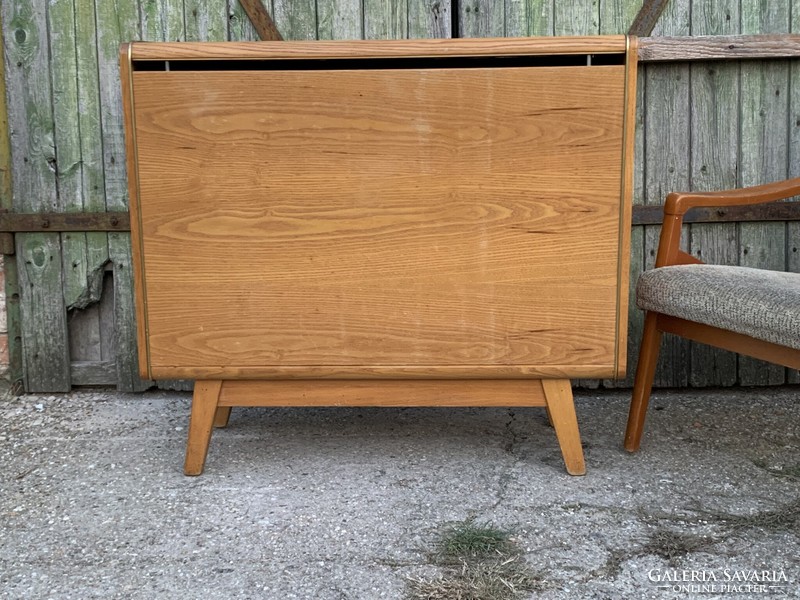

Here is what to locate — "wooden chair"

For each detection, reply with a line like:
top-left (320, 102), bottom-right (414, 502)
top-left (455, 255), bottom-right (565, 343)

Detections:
top-left (624, 177), bottom-right (800, 452)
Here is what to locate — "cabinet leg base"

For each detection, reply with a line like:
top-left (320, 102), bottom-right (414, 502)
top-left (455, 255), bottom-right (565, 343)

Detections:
top-left (542, 379), bottom-right (586, 476)
top-left (184, 380), bottom-right (222, 476)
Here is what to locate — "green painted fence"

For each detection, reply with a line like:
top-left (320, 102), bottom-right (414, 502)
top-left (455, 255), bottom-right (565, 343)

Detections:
top-left (1, 0), bottom-right (798, 392)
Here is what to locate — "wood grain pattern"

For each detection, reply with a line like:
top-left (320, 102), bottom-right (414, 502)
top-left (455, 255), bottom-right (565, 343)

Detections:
top-left (184, 379), bottom-right (222, 475)
top-left (129, 62), bottom-right (631, 379)
top-left (639, 34), bottom-right (800, 62)
top-left (3, 0), bottom-right (70, 391)
top-left (238, 0), bottom-right (283, 41)
top-left (542, 378), bottom-right (585, 475)
top-left (128, 36), bottom-right (629, 60)
top-left (218, 379), bottom-right (548, 406)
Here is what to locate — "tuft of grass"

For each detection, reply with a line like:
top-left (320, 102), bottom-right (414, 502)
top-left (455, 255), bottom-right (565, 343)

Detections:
top-left (437, 519), bottom-right (515, 561)
top-left (407, 519), bottom-right (545, 600)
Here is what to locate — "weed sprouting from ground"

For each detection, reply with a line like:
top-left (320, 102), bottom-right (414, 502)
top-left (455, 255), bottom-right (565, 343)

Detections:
top-left (641, 529), bottom-right (717, 563)
top-left (437, 520), bottom-right (516, 562)
top-left (407, 519), bottom-right (545, 600)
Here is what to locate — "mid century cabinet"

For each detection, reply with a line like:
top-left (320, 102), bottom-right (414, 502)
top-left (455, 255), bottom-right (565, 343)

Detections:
top-left (121, 36), bottom-right (638, 475)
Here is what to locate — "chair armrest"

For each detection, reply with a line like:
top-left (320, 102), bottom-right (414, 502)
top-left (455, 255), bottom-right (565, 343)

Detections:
top-left (655, 177), bottom-right (800, 268)
top-left (665, 177), bottom-right (800, 216)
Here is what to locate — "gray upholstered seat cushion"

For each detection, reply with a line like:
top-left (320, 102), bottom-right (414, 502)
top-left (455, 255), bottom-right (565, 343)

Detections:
top-left (636, 264), bottom-right (800, 350)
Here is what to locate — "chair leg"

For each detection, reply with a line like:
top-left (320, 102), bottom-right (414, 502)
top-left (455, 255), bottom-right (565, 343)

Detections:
top-left (214, 406), bottom-right (232, 428)
top-left (542, 379), bottom-right (585, 476)
top-left (624, 312), bottom-right (663, 452)
top-left (184, 380), bottom-right (223, 476)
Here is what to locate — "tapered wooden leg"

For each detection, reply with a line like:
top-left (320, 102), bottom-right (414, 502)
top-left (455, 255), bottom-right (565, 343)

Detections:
top-left (542, 379), bottom-right (585, 476)
top-left (214, 406), bottom-right (232, 428)
top-left (624, 312), bottom-right (663, 453)
top-left (184, 380), bottom-right (223, 476)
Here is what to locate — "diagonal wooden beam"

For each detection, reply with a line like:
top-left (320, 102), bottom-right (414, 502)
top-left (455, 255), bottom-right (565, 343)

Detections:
top-left (239, 0), bottom-right (283, 41)
top-left (628, 0), bottom-right (670, 36)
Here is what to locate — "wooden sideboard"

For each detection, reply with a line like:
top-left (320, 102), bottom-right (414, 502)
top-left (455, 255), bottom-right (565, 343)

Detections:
top-left (121, 36), bottom-right (638, 475)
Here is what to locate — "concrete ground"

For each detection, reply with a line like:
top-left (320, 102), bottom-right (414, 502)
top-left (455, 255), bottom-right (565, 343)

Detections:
top-left (1, 386), bottom-right (798, 599)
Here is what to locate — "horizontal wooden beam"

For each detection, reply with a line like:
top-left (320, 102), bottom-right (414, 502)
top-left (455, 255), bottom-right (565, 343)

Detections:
top-left (0, 210), bottom-right (130, 233)
top-left (632, 201), bottom-right (800, 226)
top-left (639, 34), bottom-right (800, 62)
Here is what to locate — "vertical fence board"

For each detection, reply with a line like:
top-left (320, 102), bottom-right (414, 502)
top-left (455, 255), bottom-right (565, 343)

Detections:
top-left (65, 0), bottom-right (112, 384)
top-left (554, 0), bottom-right (598, 36)
top-left (273, 0), bottom-right (317, 40)
top-left (600, 0), bottom-right (641, 33)
top-left (408, 0), bottom-right (450, 38)
top-left (49, 0), bottom-right (87, 310)
top-left (504, 0), bottom-right (527, 37)
top-left (364, 0), bottom-right (407, 39)
top-left (227, 0), bottom-right (261, 41)
top-left (643, 0), bottom-right (691, 388)
top-left (686, 0), bottom-right (739, 387)
top-left (3, 0), bottom-right (70, 391)
top-left (318, 0), bottom-right (363, 39)
top-left (528, 0), bottom-right (554, 36)
top-left (96, 0), bottom-right (150, 392)
top-left (0, 11), bottom-right (23, 387)
top-left (140, 0), bottom-right (186, 42)
top-left (459, 0), bottom-right (503, 37)
top-left (185, 0), bottom-right (228, 41)
top-left (738, 3), bottom-right (790, 386)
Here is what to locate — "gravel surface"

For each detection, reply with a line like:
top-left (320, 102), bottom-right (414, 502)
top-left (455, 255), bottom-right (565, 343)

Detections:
top-left (1, 387), bottom-right (798, 599)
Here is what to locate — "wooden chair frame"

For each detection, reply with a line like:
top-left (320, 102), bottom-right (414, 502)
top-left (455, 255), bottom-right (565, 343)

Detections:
top-left (624, 177), bottom-right (800, 452)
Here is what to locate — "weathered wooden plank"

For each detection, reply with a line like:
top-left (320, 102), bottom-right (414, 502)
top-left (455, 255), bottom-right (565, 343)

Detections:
top-left (16, 235), bottom-right (69, 391)
top-left (554, 0), bottom-right (599, 36)
top-left (75, 0), bottom-right (111, 318)
top-left (96, 0), bottom-right (150, 392)
top-left (185, 0), bottom-right (228, 41)
top-left (318, 0), bottom-right (362, 40)
top-left (738, 4), bottom-right (790, 386)
top-left (0, 10), bottom-right (22, 385)
top-left (4, 0), bottom-right (70, 391)
top-left (528, 0), bottom-right (554, 36)
top-left (364, 0), bottom-right (407, 39)
top-left (273, 0), bottom-right (316, 40)
top-left (140, 0), bottom-right (185, 42)
top-left (601, 0), bottom-right (642, 35)
top-left (227, 0), bottom-right (260, 41)
top-left (56, 0), bottom-right (109, 389)
top-left (503, 0), bottom-right (527, 37)
top-left (632, 202), bottom-right (800, 225)
top-left (644, 0), bottom-right (690, 388)
top-left (459, 0), bottom-right (503, 37)
top-left (408, 0), bottom-right (450, 39)
top-left (70, 360), bottom-right (116, 386)
top-left (639, 34), bottom-right (800, 62)
top-left (686, 0), bottom-right (739, 388)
